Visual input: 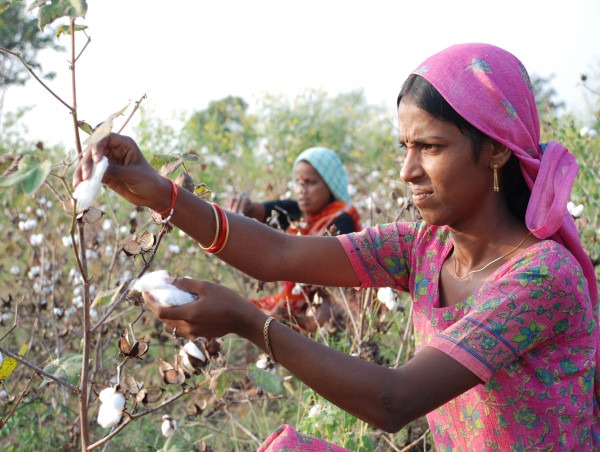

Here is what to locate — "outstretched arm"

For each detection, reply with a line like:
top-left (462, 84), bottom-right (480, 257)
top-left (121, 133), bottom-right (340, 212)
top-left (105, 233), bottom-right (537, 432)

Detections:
top-left (145, 278), bottom-right (482, 433)
top-left (72, 134), bottom-right (360, 287)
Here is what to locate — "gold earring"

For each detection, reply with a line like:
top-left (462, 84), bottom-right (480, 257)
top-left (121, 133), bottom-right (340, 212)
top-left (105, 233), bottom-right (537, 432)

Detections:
top-left (493, 164), bottom-right (499, 192)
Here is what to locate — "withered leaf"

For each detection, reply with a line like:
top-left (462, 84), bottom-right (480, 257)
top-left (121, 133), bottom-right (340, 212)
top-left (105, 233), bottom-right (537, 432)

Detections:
top-left (159, 158), bottom-right (184, 177)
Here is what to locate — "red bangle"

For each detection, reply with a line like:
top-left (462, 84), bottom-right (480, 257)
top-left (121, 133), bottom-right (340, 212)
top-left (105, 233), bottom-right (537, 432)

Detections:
top-left (205, 203), bottom-right (229, 253)
top-left (151, 177), bottom-right (178, 224)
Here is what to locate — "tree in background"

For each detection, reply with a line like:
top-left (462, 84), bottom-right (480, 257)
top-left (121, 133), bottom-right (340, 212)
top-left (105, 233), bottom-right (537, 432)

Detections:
top-left (0, 2), bottom-right (61, 127)
top-left (183, 95), bottom-right (258, 156)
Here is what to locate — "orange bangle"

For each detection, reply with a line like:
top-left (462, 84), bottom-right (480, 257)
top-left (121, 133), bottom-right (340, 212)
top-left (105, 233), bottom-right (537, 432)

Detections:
top-left (205, 204), bottom-right (228, 253)
top-left (200, 203), bottom-right (221, 250)
top-left (151, 177), bottom-right (178, 224)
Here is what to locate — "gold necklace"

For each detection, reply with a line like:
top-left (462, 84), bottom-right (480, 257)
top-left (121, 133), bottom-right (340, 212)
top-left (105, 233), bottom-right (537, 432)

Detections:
top-left (453, 232), bottom-right (532, 280)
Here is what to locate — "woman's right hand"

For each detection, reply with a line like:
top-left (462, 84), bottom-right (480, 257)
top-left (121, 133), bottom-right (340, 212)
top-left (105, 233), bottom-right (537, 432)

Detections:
top-left (225, 193), bottom-right (254, 216)
top-left (72, 133), bottom-right (170, 210)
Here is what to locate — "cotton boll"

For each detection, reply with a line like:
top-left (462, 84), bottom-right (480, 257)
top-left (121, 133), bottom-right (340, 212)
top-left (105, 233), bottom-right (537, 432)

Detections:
top-left (30, 233), bottom-right (44, 246)
top-left (10, 266), bottom-right (20, 276)
top-left (99, 387), bottom-right (117, 404)
top-left (256, 359), bottom-right (268, 369)
top-left (73, 156), bottom-right (109, 213)
top-left (132, 270), bottom-right (195, 306)
top-left (588, 129), bottom-right (598, 138)
top-left (97, 403), bottom-right (122, 429)
top-left (105, 391), bottom-right (125, 411)
top-left (161, 415), bottom-right (178, 437)
top-left (567, 201), bottom-right (584, 218)
top-left (377, 287), bottom-right (398, 311)
top-left (168, 244), bottom-right (181, 254)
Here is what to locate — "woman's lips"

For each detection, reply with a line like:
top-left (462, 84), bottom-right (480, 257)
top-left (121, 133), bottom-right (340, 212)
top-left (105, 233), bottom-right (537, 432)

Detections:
top-left (411, 190), bottom-right (433, 204)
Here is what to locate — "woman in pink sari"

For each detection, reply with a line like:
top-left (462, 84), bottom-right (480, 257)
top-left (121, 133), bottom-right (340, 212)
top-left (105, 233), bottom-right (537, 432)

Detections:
top-left (74, 43), bottom-right (599, 450)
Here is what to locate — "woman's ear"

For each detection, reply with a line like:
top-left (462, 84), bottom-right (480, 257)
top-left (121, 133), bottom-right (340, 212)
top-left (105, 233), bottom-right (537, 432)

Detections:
top-left (487, 140), bottom-right (511, 170)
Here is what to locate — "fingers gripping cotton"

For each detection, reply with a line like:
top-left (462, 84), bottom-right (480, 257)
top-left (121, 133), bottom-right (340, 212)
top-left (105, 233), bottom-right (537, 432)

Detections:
top-left (73, 156), bottom-right (109, 213)
top-left (131, 270), bottom-right (195, 306)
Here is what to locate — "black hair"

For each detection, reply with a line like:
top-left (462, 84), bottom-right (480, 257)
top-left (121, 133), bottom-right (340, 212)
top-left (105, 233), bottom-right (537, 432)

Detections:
top-left (397, 74), bottom-right (530, 222)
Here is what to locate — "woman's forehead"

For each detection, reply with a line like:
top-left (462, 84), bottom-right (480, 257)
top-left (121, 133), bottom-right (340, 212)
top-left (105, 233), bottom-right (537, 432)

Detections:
top-left (397, 101), bottom-right (458, 141)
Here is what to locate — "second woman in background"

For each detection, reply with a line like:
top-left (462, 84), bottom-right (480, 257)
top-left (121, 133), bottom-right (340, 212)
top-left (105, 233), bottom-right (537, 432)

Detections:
top-left (226, 147), bottom-right (361, 332)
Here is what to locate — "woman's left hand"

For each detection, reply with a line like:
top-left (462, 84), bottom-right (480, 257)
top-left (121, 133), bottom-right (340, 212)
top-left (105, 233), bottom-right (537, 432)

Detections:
top-left (142, 277), bottom-right (263, 340)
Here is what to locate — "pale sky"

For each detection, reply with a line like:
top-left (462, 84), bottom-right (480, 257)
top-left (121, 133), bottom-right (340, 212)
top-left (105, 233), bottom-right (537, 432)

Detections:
top-left (4, 0), bottom-right (600, 147)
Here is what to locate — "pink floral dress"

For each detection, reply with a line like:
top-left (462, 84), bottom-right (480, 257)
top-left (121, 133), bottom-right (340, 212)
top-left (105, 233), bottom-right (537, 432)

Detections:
top-left (338, 221), bottom-right (600, 451)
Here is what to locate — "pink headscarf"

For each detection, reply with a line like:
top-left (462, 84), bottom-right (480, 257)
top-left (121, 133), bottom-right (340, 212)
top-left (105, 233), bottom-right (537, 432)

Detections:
top-left (411, 43), bottom-right (598, 309)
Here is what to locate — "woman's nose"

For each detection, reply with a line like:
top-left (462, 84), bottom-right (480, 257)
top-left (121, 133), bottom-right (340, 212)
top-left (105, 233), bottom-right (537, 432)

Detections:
top-left (400, 149), bottom-right (423, 183)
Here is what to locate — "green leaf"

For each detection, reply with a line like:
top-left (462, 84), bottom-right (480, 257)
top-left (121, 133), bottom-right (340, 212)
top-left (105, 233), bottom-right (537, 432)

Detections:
top-left (211, 370), bottom-right (233, 398)
top-left (56, 23), bottom-right (88, 37)
top-left (149, 154), bottom-right (180, 171)
top-left (36, 0), bottom-right (87, 30)
top-left (23, 159), bottom-right (51, 195)
top-left (0, 157), bottom-right (51, 195)
top-left (247, 364), bottom-right (286, 395)
top-left (42, 353), bottom-right (84, 387)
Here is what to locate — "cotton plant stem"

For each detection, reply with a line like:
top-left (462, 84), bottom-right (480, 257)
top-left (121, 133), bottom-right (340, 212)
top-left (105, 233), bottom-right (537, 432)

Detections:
top-left (0, 346), bottom-right (79, 392)
top-left (69, 18), bottom-right (83, 157)
top-left (77, 222), bottom-right (91, 450)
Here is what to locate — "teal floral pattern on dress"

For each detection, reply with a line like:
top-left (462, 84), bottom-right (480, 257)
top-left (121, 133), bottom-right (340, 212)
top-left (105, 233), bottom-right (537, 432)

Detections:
top-left (338, 221), bottom-right (600, 451)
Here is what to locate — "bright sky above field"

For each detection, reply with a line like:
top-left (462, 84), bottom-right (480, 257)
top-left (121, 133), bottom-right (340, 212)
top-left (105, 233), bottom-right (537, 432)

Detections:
top-left (4, 0), bottom-right (600, 147)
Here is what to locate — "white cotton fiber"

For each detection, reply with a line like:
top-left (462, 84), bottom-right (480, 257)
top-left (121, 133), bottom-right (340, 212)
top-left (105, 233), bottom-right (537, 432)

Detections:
top-left (73, 156), bottom-right (109, 213)
top-left (131, 270), bottom-right (195, 306)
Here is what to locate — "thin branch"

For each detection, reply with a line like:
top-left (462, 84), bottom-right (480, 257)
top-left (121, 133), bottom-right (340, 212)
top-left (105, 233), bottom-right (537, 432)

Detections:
top-left (0, 46), bottom-right (73, 111)
top-left (398, 428), bottom-right (431, 452)
top-left (0, 346), bottom-right (79, 392)
top-left (222, 406), bottom-right (262, 446)
top-left (117, 93), bottom-right (147, 134)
